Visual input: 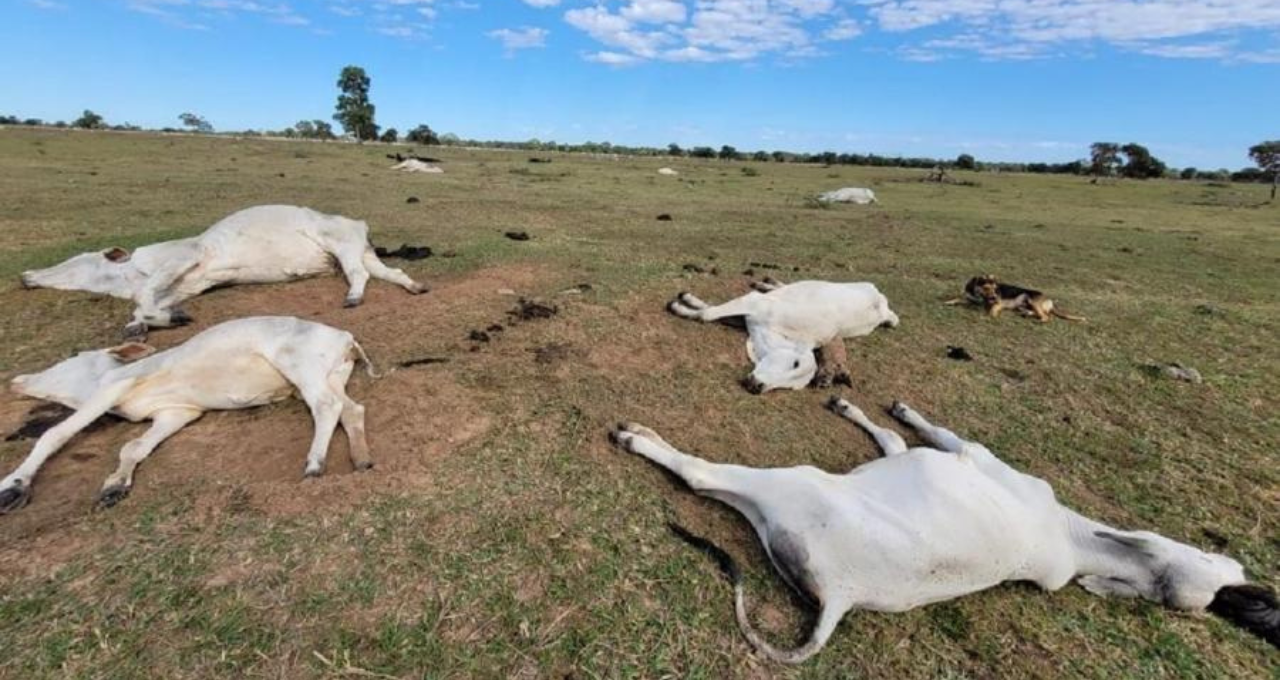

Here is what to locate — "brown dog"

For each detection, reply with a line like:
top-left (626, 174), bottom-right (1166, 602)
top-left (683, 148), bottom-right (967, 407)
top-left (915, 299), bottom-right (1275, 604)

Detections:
top-left (946, 275), bottom-right (1086, 322)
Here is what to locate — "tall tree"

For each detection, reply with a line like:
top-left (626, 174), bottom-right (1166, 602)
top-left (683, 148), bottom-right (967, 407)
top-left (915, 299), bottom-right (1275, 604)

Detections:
top-left (667, 142), bottom-right (684, 157)
top-left (406, 124), bottom-right (438, 145)
top-left (334, 65), bottom-right (378, 141)
top-left (955, 153), bottom-right (977, 170)
top-left (73, 109), bottom-right (104, 129)
top-left (1248, 140), bottom-right (1280, 201)
top-left (1089, 142), bottom-right (1120, 177)
top-left (178, 112), bottom-right (213, 133)
top-left (1119, 143), bottom-right (1167, 179)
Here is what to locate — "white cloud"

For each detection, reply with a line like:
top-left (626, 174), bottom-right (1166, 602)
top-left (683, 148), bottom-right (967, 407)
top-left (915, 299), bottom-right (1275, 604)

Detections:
top-left (565, 6), bottom-right (673, 58)
top-left (116, 0), bottom-right (1280, 63)
top-left (559, 0), bottom-right (1280, 64)
top-left (586, 50), bottom-right (642, 65)
top-left (1136, 41), bottom-right (1234, 59)
top-left (29, 0), bottom-right (67, 9)
top-left (620, 0), bottom-right (686, 24)
top-left (1236, 47), bottom-right (1280, 62)
top-left (488, 25), bottom-right (549, 51)
top-left (823, 18), bottom-right (860, 40)
top-left (325, 0), bottom-right (461, 39)
top-left (565, 0), bottom-right (848, 64)
top-left (128, 0), bottom-right (310, 29)
top-left (858, 0), bottom-right (1280, 61)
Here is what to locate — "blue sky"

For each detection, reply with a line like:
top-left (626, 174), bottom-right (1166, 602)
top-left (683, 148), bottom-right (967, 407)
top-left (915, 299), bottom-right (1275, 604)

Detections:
top-left (5, 1), bottom-right (1279, 168)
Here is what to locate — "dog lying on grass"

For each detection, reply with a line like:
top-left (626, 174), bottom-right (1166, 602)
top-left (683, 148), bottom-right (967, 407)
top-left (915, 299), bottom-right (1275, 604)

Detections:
top-left (946, 274), bottom-right (1086, 322)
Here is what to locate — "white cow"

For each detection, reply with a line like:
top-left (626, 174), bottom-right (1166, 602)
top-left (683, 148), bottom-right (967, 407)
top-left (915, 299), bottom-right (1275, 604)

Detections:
top-left (668, 280), bottom-right (899, 393)
top-left (818, 188), bottom-right (877, 205)
top-left (0, 317), bottom-right (376, 512)
top-left (609, 398), bottom-right (1275, 663)
top-left (20, 205), bottom-right (429, 338)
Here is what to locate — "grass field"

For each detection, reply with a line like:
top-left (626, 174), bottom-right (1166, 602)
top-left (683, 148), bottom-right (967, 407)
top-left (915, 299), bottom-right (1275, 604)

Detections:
top-left (0, 127), bottom-right (1275, 679)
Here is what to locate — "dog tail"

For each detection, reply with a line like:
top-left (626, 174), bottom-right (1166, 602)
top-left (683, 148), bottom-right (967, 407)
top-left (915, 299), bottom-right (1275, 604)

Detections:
top-left (667, 523), bottom-right (840, 665)
top-left (1050, 309), bottom-right (1088, 322)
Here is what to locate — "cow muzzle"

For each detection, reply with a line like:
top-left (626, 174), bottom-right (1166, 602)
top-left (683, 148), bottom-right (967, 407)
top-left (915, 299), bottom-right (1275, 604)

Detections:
top-left (18, 274), bottom-right (36, 290)
top-left (741, 376), bottom-right (766, 395)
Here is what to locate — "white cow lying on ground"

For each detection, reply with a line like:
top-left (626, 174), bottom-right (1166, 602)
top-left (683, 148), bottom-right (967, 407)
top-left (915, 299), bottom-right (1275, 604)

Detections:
top-left (20, 205), bottom-right (429, 338)
top-left (610, 399), bottom-right (1277, 663)
top-left (668, 279), bottom-right (899, 393)
top-left (0, 317), bottom-right (377, 513)
top-left (818, 187), bottom-right (877, 205)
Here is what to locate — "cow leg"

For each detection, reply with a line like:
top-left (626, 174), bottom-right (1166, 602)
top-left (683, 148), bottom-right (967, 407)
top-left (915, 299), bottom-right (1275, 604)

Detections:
top-left (749, 277), bottom-right (785, 293)
top-left (299, 387), bottom-right (344, 477)
top-left (669, 292), bottom-right (762, 322)
top-left (331, 246), bottom-right (372, 308)
top-left (0, 379), bottom-right (136, 513)
top-left (362, 251), bottom-right (429, 295)
top-left (889, 402), bottom-right (969, 453)
top-left (328, 362), bottom-right (373, 471)
top-left (609, 423), bottom-right (764, 501)
top-left (98, 408), bottom-right (201, 507)
top-left (810, 339), bottom-right (851, 388)
top-left (827, 397), bottom-right (907, 456)
top-left (128, 258), bottom-right (200, 336)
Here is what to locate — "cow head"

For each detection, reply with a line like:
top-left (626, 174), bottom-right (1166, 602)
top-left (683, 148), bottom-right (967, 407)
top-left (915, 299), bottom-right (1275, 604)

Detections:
top-left (10, 342), bottom-right (154, 408)
top-left (20, 247), bottom-right (138, 298)
top-left (1079, 531), bottom-right (1248, 611)
top-left (742, 325), bottom-right (818, 394)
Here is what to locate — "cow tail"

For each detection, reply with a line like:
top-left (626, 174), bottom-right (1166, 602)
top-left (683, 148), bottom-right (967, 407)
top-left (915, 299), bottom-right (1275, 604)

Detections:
top-left (351, 340), bottom-right (384, 379)
top-left (667, 523), bottom-right (839, 665)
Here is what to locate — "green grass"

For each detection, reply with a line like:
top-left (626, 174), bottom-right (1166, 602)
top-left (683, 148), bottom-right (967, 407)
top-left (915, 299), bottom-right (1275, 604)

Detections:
top-left (0, 128), bottom-right (1275, 678)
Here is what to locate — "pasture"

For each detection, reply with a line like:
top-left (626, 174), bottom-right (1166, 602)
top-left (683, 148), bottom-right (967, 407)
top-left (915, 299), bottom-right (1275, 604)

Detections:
top-left (0, 127), bottom-right (1275, 678)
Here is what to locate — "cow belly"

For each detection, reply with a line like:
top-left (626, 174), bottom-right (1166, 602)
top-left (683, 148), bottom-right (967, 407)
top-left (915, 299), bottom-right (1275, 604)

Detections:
top-left (772, 301), bottom-right (879, 342)
top-left (836, 455), bottom-right (1060, 610)
top-left (200, 232), bottom-right (335, 286)
top-left (115, 355), bottom-right (295, 417)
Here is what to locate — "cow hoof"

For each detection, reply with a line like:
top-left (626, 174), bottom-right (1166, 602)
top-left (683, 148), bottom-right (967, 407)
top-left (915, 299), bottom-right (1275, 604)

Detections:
top-left (344, 297), bottom-right (363, 309)
top-left (825, 395), bottom-right (846, 412)
top-left (833, 372), bottom-right (853, 387)
top-left (355, 461), bottom-right (374, 472)
top-left (18, 274), bottom-right (35, 290)
top-left (96, 485), bottom-right (130, 509)
top-left (409, 284), bottom-right (430, 295)
top-left (0, 484), bottom-right (31, 514)
top-left (810, 374), bottom-right (833, 389)
top-left (169, 309), bottom-right (193, 326)
top-left (122, 323), bottom-right (149, 340)
top-left (303, 468), bottom-right (322, 479)
top-left (608, 423), bottom-right (635, 450)
top-left (890, 401), bottom-right (910, 419)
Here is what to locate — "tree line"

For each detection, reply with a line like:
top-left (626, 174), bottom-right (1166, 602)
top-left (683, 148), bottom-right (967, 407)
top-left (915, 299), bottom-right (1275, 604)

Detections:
top-left (2, 63), bottom-right (1275, 194)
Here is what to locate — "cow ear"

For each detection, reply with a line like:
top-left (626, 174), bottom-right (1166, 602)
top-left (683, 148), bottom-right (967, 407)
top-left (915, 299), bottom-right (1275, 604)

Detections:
top-left (1095, 531), bottom-right (1155, 555)
top-left (106, 342), bottom-right (156, 363)
top-left (104, 247), bottom-right (131, 263)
